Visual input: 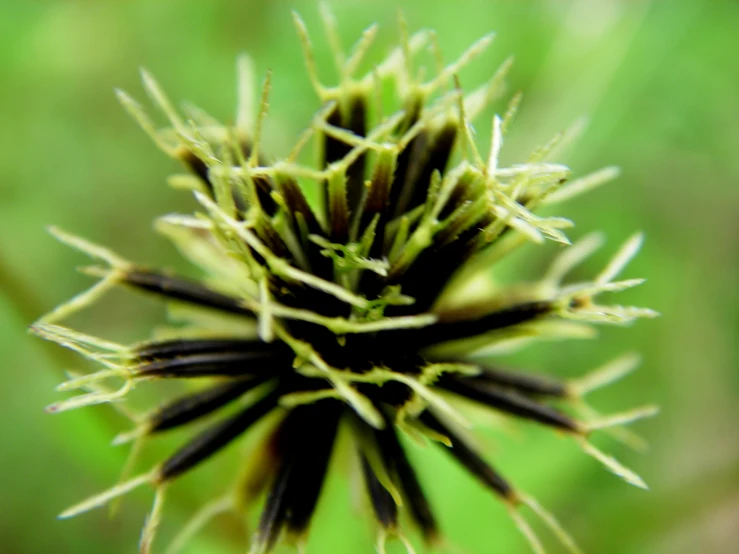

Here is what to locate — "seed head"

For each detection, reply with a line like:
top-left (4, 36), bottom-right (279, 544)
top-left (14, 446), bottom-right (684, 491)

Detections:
top-left (34, 10), bottom-right (657, 554)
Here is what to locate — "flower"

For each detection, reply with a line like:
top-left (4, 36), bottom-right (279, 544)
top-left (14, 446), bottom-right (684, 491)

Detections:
top-left (33, 10), bottom-right (658, 554)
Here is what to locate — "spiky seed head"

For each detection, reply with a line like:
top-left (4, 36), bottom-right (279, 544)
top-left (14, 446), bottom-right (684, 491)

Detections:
top-left (35, 10), bottom-right (657, 554)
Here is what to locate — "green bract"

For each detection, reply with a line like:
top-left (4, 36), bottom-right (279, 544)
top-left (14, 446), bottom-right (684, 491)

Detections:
top-left (34, 10), bottom-right (657, 554)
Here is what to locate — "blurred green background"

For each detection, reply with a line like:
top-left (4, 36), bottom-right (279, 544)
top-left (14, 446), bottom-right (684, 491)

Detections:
top-left (1, 0), bottom-right (737, 553)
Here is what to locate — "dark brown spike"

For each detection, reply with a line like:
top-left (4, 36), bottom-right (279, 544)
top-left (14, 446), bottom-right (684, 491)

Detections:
top-left (254, 402), bottom-right (342, 552)
top-left (253, 175), bottom-right (279, 216)
top-left (345, 98), bottom-right (368, 215)
top-left (135, 351), bottom-right (287, 379)
top-left (256, 452), bottom-right (294, 553)
top-left (252, 213), bottom-right (290, 258)
top-left (381, 166), bottom-right (485, 310)
top-left (382, 236), bottom-right (478, 314)
top-left (388, 95), bottom-right (423, 218)
top-left (438, 161), bottom-right (487, 220)
top-left (414, 301), bottom-right (554, 348)
top-left (373, 413), bottom-right (439, 542)
top-left (418, 410), bottom-right (514, 499)
top-left (390, 119), bottom-right (458, 218)
top-left (238, 142), bottom-right (279, 217)
top-left (403, 120), bottom-right (458, 213)
top-left (149, 377), bottom-right (267, 433)
top-left (159, 386), bottom-right (280, 482)
top-left (284, 402), bottom-right (342, 535)
top-left (362, 149), bottom-right (396, 217)
top-left (135, 338), bottom-right (279, 362)
top-left (434, 172), bottom-right (488, 246)
top-left (391, 129), bottom-right (429, 217)
top-left (323, 103), bottom-right (351, 164)
top-left (360, 147), bottom-right (397, 260)
top-left (275, 177), bottom-right (326, 273)
top-left (323, 96), bottom-right (368, 216)
top-left (120, 269), bottom-right (254, 316)
top-left (354, 145), bottom-right (397, 293)
top-left (327, 171), bottom-right (350, 244)
top-left (274, 173), bottom-right (325, 236)
top-left (294, 211), bottom-right (335, 281)
top-left (464, 366), bottom-right (567, 398)
top-left (439, 377), bottom-right (581, 432)
top-left (360, 455), bottom-right (398, 530)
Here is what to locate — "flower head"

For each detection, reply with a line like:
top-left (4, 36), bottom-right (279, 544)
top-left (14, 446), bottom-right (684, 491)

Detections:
top-left (34, 10), bottom-right (657, 554)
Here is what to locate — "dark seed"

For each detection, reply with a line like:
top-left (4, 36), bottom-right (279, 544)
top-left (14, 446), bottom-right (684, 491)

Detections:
top-left (120, 269), bottom-right (254, 316)
top-left (159, 386), bottom-right (280, 482)
top-left (439, 377), bottom-right (581, 432)
top-left (441, 364), bottom-right (567, 398)
top-left (419, 410), bottom-right (514, 498)
top-left (150, 377), bottom-right (267, 433)
top-left (404, 121), bottom-right (458, 213)
top-left (135, 338), bottom-right (281, 362)
top-left (372, 412), bottom-right (438, 542)
top-left (323, 97), bottom-right (368, 218)
top-left (284, 403), bottom-right (342, 535)
top-left (361, 455), bottom-right (398, 530)
top-left (415, 301), bottom-right (554, 348)
top-left (135, 351), bottom-right (287, 379)
top-left (256, 402), bottom-right (342, 551)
